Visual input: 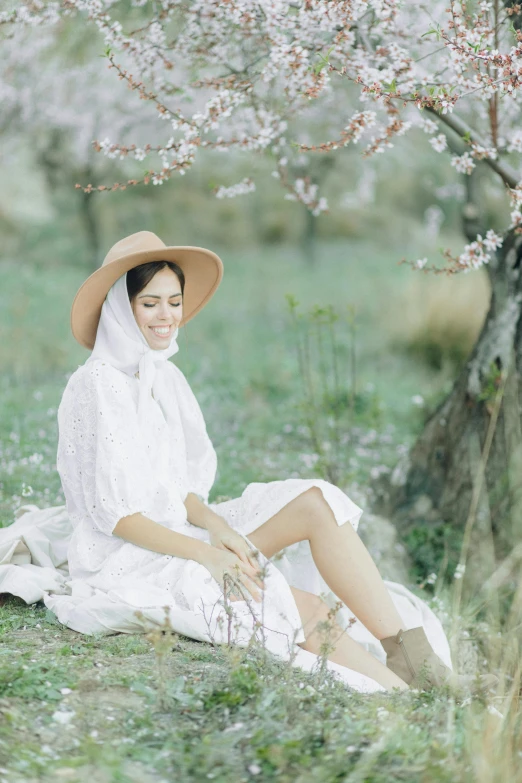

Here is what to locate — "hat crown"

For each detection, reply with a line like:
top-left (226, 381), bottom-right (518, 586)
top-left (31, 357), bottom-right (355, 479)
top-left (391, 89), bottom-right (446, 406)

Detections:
top-left (103, 231), bottom-right (167, 267)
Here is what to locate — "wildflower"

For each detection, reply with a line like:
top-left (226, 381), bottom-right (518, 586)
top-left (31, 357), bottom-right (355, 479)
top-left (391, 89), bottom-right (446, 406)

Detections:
top-left (224, 722), bottom-right (244, 732)
top-left (248, 764), bottom-right (262, 775)
top-left (370, 465), bottom-right (391, 480)
top-left (454, 563), bottom-right (466, 580)
top-left (52, 709), bottom-right (76, 724)
top-left (415, 258), bottom-right (427, 269)
top-left (411, 395), bottom-right (424, 406)
top-left (299, 453), bottom-right (319, 469)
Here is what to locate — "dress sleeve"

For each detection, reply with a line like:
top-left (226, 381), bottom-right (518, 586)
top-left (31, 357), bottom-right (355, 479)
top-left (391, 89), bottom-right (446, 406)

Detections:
top-left (167, 362), bottom-right (218, 504)
top-left (57, 362), bottom-right (157, 537)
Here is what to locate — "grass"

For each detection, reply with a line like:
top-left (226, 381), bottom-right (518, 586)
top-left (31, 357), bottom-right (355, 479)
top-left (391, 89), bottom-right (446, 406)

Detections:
top-left (0, 592), bottom-right (518, 783)
top-left (0, 234), bottom-right (520, 781)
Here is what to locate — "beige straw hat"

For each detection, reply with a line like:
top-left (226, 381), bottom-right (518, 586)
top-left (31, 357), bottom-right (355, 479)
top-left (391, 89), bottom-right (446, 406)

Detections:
top-left (71, 231), bottom-right (224, 350)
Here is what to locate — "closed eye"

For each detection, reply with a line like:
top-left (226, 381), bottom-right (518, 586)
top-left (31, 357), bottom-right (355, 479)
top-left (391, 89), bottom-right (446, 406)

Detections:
top-left (143, 303), bottom-right (181, 308)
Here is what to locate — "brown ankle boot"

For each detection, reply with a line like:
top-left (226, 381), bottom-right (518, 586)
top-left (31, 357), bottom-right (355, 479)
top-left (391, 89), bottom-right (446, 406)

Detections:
top-left (380, 627), bottom-right (499, 695)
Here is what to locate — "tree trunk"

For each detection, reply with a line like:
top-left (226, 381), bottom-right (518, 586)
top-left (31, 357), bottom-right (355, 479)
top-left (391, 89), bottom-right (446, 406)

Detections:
top-left (377, 229), bottom-right (522, 598)
top-left (301, 206), bottom-right (317, 266)
top-left (78, 170), bottom-right (102, 271)
top-left (461, 167), bottom-right (485, 243)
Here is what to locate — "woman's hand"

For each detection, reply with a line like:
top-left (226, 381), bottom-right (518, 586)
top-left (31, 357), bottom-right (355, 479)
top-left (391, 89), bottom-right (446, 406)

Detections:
top-left (202, 546), bottom-right (264, 603)
top-left (208, 524), bottom-right (263, 579)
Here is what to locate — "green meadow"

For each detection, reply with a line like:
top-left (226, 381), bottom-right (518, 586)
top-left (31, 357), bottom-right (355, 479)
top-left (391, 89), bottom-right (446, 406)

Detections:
top-left (1, 235), bottom-right (517, 783)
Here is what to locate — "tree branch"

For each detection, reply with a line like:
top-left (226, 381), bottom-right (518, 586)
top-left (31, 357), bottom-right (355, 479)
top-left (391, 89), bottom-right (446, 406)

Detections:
top-left (425, 106), bottom-right (520, 189)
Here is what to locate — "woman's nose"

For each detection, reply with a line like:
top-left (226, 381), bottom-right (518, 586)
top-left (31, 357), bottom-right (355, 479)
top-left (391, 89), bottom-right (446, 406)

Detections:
top-left (158, 302), bottom-right (172, 320)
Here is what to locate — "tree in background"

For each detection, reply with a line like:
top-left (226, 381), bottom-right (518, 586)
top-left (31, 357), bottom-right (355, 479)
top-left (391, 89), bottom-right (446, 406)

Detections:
top-left (3, 0), bottom-right (522, 594)
top-left (0, 13), bottom-right (162, 267)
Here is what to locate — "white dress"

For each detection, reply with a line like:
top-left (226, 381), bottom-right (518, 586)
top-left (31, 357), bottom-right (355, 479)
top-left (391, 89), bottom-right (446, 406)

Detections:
top-left (0, 358), bottom-right (453, 694)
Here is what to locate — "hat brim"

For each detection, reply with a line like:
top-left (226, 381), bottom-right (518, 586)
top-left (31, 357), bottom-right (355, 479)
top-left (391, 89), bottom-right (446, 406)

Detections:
top-left (71, 246), bottom-right (223, 350)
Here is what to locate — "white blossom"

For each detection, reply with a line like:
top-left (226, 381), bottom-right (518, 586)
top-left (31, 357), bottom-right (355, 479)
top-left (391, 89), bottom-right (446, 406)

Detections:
top-left (429, 134), bottom-right (447, 153)
top-left (451, 152), bottom-right (476, 175)
top-left (215, 178), bottom-right (256, 199)
top-left (2, 0), bottom-right (521, 270)
top-left (507, 131), bottom-right (522, 153)
top-left (483, 230), bottom-right (503, 252)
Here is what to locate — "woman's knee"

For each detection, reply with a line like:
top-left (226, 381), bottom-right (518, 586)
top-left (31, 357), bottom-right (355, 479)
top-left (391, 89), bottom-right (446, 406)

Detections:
top-left (295, 487), bottom-right (333, 534)
top-left (300, 487), bottom-right (324, 507)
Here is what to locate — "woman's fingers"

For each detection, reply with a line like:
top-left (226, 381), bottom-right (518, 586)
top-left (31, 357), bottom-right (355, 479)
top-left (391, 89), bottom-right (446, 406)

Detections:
top-left (221, 554), bottom-right (265, 597)
top-left (226, 548), bottom-right (262, 583)
top-left (223, 568), bottom-right (261, 603)
top-left (241, 561), bottom-right (265, 590)
top-left (224, 541), bottom-right (250, 565)
top-left (239, 573), bottom-right (261, 602)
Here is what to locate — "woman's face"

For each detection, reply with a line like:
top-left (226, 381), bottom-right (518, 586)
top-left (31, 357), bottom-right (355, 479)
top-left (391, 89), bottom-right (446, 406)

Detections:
top-left (131, 267), bottom-right (183, 350)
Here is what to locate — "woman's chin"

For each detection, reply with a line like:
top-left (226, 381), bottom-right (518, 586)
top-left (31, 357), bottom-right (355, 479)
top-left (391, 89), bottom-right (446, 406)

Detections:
top-left (146, 332), bottom-right (176, 350)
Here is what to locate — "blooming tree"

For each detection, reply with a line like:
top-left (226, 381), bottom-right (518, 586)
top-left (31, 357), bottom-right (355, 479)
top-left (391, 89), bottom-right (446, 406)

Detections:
top-left (0, 9), bottom-right (164, 263)
top-left (3, 0), bottom-right (521, 273)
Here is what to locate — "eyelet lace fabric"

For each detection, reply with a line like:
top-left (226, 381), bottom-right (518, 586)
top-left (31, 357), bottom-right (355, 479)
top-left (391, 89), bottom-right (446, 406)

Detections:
top-left (57, 359), bottom-right (212, 577)
top-left (53, 359), bottom-right (364, 654)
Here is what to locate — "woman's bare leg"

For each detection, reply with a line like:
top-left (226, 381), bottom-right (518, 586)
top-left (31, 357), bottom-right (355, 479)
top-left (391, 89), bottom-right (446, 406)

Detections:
top-left (247, 487), bottom-right (405, 641)
top-left (290, 586), bottom-right (408, 691)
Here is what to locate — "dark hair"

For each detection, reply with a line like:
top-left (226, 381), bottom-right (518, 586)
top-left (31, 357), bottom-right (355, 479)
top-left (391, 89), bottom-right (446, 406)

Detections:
top-left (126, 261), bottom-right (185, 303)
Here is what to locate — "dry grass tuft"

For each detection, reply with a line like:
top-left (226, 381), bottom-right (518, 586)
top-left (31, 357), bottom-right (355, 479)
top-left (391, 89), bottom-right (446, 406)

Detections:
top-left (387, 270), bottom-right (491, 371)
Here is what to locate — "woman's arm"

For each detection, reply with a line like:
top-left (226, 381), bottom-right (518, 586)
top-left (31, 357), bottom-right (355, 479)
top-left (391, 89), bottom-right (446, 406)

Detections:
top-left (112, 511), bottom-right (264, 600)
top-left (184, 492), bottom-right (229, 534)
top-left (112, 512), bottom-right (214, 563)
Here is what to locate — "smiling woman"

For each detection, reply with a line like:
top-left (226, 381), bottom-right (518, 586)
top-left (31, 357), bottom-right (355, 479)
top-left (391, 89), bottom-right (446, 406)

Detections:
top-left (127, 262), bottom-right (185, 349)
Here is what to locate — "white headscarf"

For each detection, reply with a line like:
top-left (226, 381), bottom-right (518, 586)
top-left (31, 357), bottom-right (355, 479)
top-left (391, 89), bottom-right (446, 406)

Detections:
top-left (86, 273), bottom-right (180, 421)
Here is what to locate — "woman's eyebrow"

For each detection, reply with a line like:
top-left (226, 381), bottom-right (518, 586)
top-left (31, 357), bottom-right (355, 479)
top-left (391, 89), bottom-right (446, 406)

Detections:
top-left (137, 293), bottom-right (182, 299)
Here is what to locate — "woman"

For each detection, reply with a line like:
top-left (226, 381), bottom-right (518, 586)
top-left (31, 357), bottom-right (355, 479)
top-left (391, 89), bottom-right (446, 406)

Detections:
top-left (1, 231), bottom-right (497, 696)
